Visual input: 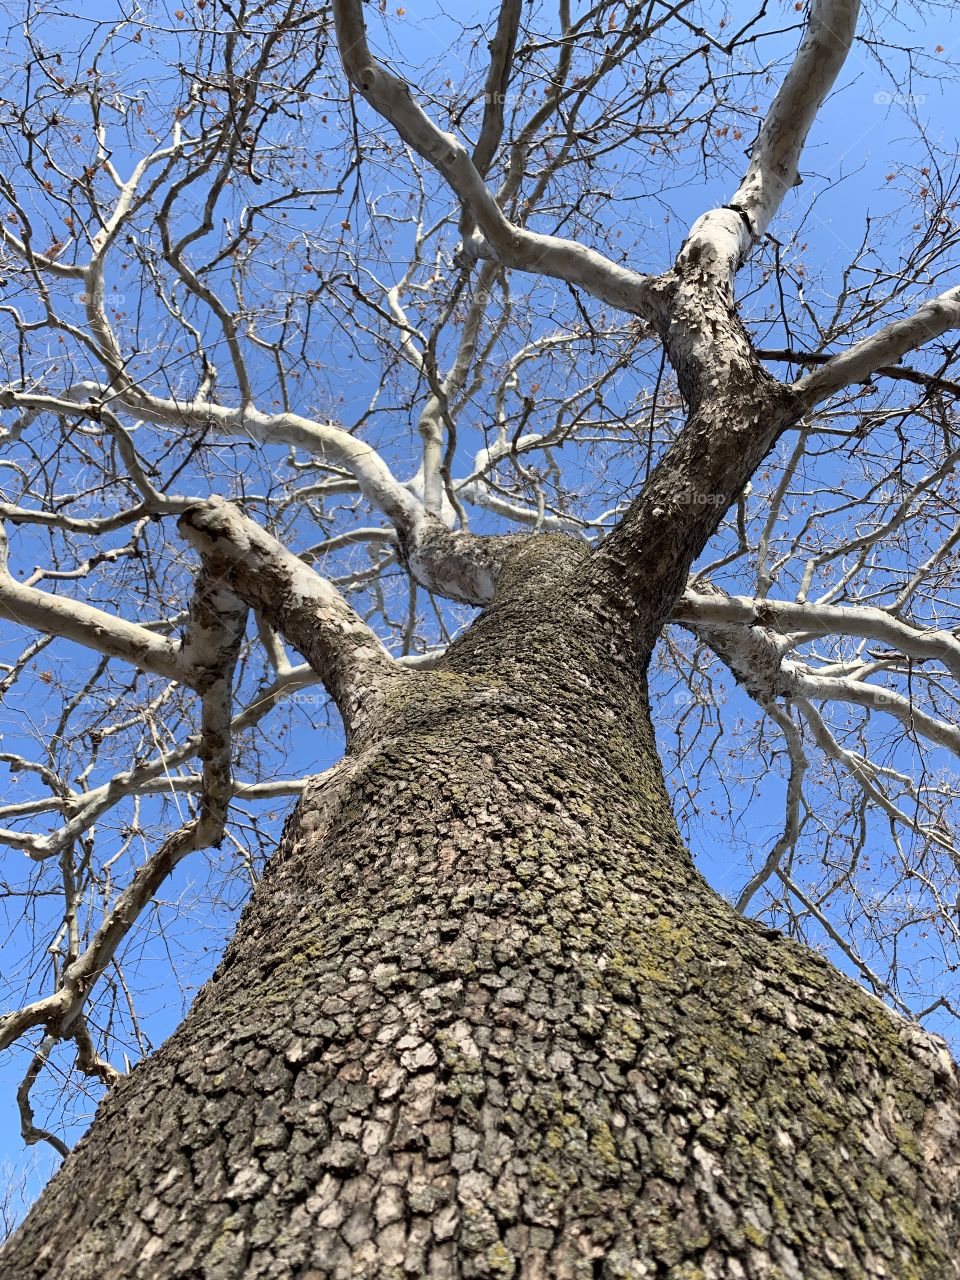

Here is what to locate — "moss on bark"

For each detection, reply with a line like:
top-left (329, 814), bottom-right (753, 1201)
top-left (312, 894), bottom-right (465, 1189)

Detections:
top-left (2, 540), bottom-right (958, 1279)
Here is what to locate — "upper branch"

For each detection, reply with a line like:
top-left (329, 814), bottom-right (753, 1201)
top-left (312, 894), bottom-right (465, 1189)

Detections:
top-left (725, 0), bottom-right (860, 254)
top-left (576, 0), bottom-right (861, 647)
top-left (0, 581), bottom-right (247, 1054)
top-left (471, 0), bottom-right (523, 181)
top-left (793, 286), bottom-right (960, 406)
top-left (1, 384), bottom-right (513, 607)
top-left (674, 591), bottom-right (960, 680)
top-left (658, 0), bottom-right (860, 294)
top-left (331, 0), bottom-right (653, 314)
top-left (177, 497), bottom-right (406, 740)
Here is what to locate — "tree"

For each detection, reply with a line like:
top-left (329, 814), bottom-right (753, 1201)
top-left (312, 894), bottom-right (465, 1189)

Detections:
top-left (1, 0), bottom-right (960, 1273)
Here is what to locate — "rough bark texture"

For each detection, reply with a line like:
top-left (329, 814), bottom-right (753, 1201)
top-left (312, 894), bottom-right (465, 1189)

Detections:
top-left (3, 538), bottom-right (960, 1280)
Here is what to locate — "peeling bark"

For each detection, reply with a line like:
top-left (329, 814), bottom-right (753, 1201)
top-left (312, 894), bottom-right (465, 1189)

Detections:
top-left (3, 539), bottom-right (959, 1280)
top-left (178, 498), bottom-right (406, 743)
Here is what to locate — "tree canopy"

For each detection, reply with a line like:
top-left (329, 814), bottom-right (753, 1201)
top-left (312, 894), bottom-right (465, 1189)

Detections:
top-left (2, 0), bottom-right (960, 1213)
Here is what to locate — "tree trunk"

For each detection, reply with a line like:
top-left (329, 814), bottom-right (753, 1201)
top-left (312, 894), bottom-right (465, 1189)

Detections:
top-left (3, 539), bottom-right (959, 1280)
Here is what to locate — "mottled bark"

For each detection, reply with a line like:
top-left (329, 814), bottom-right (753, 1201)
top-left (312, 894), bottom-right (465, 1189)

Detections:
top-left (3, 538), bottom-right (959, 1280)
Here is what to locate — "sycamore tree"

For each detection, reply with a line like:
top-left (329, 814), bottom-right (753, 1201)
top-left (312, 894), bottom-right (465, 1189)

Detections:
top-left (2, 0), bottom-right (960, 1274)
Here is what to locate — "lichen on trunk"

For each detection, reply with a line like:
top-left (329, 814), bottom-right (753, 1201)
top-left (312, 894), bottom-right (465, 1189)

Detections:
top-left (2, 539), bottom-right (959, 1280)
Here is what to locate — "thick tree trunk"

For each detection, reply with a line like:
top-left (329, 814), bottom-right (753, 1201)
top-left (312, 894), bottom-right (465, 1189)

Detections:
top-left (3, 539), bottom-right (959, 1280)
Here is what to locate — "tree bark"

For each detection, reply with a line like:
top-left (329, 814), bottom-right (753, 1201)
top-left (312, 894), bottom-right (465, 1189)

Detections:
top-left (2, 538), bottom-right (959, 1280)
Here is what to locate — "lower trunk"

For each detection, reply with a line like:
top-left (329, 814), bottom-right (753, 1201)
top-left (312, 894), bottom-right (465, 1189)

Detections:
top-left (3, 541), bottom-right (959, 1280)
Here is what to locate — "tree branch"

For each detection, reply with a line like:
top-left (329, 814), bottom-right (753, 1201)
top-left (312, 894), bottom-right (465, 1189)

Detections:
top-left (674, 591), bottom-right (960, 680)
top-left (330, 0), bottom-right (653, 314)
top-left (1, 384), bottom-right (513, 606)
top-left (0, 581), bottom-right (247, 1055)
top-left (793, 287), bottom-right (960, 406)
top-left (471, 0), bottom-right (523, 181)
top-left (757, 347), bottom-right (960, 399)
top-left (724, 0), bottom-right (860, 253)
top-left (0, 519), bottom-right (187, 684)
top-left (574, 0), bottom-right (863, 645)
top-left (177, 497), bottom-right (406, 740)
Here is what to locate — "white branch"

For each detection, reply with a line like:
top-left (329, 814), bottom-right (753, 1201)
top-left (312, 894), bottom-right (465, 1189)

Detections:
top-left (676, 0), bottom-right (859, 284)
top-left (675, 591), bottom-right (960, 680)
top-left (0, 523), bottom-right (186, 684)
top-left (1, 384), bottom-right (511, 606)
top-left (787, 667), bottom-right (960, 757)
top-left (0, 663), bottom-right (324, 857)
top-left (735, 703), bottom-right (807, 915)
top-left (731, 0), bottom-right (859, 247)
top-left (330, 0), bottom-right (653, 314)
top-left (178, 497), bottom-right (405, 740)
top-left (795, 286), bottom-right (960, 405)
top-left (0, 583), bottom-right (247, 1055)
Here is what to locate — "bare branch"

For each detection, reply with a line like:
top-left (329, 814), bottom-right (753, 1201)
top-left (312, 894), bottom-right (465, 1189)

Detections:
top-left (795, 287), bottom-right (960, 406)
top-left (0, 521), bottom-right (186, 683)
top-left (471, 0), bottom-right (523, 180)
top-left (177, 497), bottom-right (405, 740)
top-left (331, 0), bottom-right (654, 313)
top-left (0, 580), bottom-right (247, 1054)
top-left (675, 591), bottom-right (960, 681)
